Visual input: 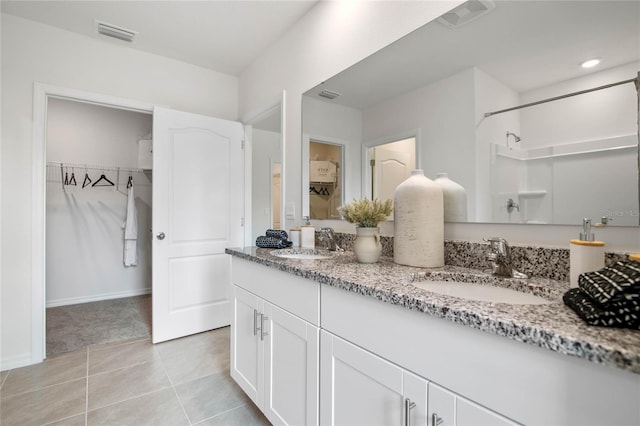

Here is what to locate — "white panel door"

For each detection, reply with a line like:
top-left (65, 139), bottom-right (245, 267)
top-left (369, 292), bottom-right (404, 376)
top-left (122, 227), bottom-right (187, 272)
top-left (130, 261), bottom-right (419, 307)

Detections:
top-left (264, 302), bottom-right (319, 426)
top-left (152, 106), bottom-right (243, 343)
top-left (320, 331), bottom-right (404, 426)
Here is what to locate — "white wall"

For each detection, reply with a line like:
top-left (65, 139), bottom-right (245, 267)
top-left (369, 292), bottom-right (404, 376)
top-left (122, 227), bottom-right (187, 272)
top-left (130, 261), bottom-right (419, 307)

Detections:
top-left (46, 98), bottom-right (152, 306)
top-left (1, 13), bottom-right (238, 369)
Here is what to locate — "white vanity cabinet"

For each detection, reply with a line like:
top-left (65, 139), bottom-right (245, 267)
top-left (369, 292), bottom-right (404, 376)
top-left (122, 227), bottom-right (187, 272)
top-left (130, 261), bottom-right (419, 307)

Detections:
top-left (231, 258), bottom-right (320, 426)
top-left (320, 331), bottom-right (428, 426)
top-left (319, 330), bottom-right (514, 426)
top-left (229, 254), bottom-right (640, 426)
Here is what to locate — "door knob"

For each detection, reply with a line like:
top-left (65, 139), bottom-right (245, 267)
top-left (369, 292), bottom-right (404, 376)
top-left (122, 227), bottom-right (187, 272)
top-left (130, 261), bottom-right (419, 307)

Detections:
top-left (156, 232), bottom-right (165, 240)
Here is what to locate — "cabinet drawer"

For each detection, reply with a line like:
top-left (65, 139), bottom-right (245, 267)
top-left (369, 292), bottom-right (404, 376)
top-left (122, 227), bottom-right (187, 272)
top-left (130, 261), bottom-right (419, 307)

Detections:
top-left (231, 257), bottom-right (320, 325)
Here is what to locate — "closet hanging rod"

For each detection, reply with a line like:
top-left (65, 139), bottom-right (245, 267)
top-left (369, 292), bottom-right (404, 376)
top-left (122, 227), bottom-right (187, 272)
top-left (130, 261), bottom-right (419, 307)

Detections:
top-left (47, 162), bottom-right (147, 173)
top-left (484, 76), bottom-right (638, 118)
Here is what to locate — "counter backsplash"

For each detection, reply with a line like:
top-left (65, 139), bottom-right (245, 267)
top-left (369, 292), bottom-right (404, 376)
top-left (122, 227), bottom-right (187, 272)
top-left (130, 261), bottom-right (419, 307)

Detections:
top-left (329, 232), bottom-right (628, 282)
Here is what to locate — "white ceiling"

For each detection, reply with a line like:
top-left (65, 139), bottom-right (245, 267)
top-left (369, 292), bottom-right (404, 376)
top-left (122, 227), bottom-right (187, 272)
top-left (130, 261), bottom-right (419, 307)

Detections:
top-left (1, 0), bottom-right (318, 76)
top-left (305, 0), bottom-right (640, 109)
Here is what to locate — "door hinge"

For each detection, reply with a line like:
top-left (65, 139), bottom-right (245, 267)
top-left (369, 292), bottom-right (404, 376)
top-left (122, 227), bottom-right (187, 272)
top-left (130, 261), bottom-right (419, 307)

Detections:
top-left (241, 140), bottom-right (245, 149)
top-left (241, 217), bottom-right (245, 227)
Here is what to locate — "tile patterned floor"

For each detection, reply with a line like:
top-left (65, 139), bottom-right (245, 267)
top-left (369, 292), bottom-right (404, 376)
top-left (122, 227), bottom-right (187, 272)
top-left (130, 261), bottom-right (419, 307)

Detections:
top-left (0, 327), bottom-right (270, 426)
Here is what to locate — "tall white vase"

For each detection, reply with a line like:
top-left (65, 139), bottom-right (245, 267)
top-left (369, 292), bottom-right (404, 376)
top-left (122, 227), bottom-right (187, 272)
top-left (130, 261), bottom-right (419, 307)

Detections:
top-left (434, 173), bottom-right (467, 222)
top-left (394, 169), bottom-right (444, 267)
top-left (354, 227), bottom-right (382, 264)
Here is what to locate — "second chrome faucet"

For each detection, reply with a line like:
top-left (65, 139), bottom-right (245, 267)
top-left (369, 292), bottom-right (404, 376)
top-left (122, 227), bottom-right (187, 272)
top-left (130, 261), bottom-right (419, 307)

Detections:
top-left (485, 237), bottom-right (528, 279)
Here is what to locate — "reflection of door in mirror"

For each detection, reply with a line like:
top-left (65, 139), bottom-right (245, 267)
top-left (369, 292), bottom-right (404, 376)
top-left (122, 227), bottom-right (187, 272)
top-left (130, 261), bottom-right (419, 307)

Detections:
top-left (309, 140), bottom-right (342, 220)
top-left (272, 162), bottom-right (281, 229)
top-left (369, 137), bottom-right (415, 220)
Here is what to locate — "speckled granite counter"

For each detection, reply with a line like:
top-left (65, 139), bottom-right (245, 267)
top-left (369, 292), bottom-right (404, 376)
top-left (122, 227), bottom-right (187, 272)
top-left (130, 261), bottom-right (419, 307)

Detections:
top-left (226, 246), bottom-right (640, 375)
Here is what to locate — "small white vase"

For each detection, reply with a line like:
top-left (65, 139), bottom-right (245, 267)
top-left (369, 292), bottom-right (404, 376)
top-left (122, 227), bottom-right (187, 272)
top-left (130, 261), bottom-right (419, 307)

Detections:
top-left (354, 227), bottom-right (382, 264)
top-left (434, 172), bottom-right (467, 222)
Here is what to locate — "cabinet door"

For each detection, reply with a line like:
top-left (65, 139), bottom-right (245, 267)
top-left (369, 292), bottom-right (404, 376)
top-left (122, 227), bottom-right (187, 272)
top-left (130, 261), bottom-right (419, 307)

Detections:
top-left (263, 302), bottom-right (319, 426)
top-left (231, 285), bottom-right (264, 408)
top-left (456, 398), bottom-right (517, 426)
top-left (404, 371), bottom-right (428, 426)
top-left (428, 382), bottom-right (518, 426)
top-left (428, 383), bottom-right (456, 426)
top-left (320, 331), bottom-right (404, 426)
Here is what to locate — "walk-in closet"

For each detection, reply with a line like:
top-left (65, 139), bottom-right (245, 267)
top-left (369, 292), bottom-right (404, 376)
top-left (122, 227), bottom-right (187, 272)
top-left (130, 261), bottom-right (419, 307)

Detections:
top-left (45, 97), bottom-right (153, 355)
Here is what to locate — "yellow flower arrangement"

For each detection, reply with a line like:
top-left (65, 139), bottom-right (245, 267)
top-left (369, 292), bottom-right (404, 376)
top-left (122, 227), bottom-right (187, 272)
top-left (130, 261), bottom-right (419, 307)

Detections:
top-left (338, 198), bottom-right (393, 228)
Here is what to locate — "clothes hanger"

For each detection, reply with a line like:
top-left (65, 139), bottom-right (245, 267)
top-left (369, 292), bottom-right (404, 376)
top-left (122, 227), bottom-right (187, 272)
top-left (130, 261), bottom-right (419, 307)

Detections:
top-left (68, 170), bottom-right (77, 186)
top-left (82, 169), bottom-right (92, 188)
top-left (64, 171), bottom-right (69, 185)
top-left (92, 173), bottom-right (115, 187)
top-left (126, 175), bottom-right (133, 189)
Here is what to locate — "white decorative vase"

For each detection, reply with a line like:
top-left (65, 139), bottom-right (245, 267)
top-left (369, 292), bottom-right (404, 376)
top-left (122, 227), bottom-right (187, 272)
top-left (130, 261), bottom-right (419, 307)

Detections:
top-left (354, 227), bottom-right (382, 264)
top-left (394, 169), bottom-right (444, 267)
top-left (434, 173), bottom-right (467, 222)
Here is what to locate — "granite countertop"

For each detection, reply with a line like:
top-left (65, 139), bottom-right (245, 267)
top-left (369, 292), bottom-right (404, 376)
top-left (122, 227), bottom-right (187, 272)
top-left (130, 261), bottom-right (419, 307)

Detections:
top-left (226, 246), bottom-right (640, 375)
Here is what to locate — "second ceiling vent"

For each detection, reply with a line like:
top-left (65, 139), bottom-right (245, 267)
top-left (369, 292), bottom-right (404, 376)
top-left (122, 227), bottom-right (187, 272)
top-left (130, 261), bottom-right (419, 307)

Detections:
top-left (95, 20), bottom-right (138, 43)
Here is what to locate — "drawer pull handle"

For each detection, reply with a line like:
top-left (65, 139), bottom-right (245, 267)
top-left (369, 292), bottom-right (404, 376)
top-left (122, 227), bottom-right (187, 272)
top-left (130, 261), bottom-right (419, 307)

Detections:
top-left (260, 315), bottom-right (269, 341)
top-left (405, 398), bottom-right (416, 426)
top-left (432, 413), bottom-right (444, 426)
top-left (253, 309), bottom-right (260, 336)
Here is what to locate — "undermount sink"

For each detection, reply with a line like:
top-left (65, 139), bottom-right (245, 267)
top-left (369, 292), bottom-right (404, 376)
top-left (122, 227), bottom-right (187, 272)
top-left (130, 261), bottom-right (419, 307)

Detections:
top-left (270, 248), bottom-right (334, 260)
top-left (413, 280), bottom-right (552, 305)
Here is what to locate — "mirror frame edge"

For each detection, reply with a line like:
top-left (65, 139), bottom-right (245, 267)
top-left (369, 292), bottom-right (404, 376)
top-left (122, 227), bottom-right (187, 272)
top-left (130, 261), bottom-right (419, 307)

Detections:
top-left (242, 90), bottom-right (286, 246)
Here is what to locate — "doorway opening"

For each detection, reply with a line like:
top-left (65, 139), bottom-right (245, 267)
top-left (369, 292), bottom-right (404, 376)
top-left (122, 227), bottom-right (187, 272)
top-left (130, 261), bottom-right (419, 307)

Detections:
top-left (45, 97), bottom-right (153, 356)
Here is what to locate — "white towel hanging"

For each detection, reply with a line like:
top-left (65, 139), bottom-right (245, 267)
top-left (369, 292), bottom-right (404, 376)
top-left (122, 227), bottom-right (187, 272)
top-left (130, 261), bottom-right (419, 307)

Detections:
top-left (123, 185), bottom-right (138, 266)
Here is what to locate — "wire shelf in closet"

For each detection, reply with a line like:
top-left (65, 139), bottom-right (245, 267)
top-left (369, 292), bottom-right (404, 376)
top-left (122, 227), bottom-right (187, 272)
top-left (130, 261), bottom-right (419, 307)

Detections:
top-left (46, 162), bottom-right (151, 193)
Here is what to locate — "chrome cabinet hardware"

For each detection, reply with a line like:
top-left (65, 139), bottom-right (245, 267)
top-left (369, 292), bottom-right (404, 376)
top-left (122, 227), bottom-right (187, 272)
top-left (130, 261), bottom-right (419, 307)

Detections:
top-left (432, 413), bottom-right (444, 426)
top-left (260, 314), bottom-right (269, 341)
top-left (404, 398), bottom-right (417, 426)
top-left (253, 309), bottom-right (260, 336)
top-left (156, 232), bottom-right (165, 240)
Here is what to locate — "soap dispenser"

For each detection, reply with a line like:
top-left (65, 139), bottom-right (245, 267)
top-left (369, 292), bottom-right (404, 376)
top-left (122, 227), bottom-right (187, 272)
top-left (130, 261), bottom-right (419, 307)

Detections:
top-left (301, 216), bottom-right (315, 249)
top-left (570, 218), bottom-right (605, 288)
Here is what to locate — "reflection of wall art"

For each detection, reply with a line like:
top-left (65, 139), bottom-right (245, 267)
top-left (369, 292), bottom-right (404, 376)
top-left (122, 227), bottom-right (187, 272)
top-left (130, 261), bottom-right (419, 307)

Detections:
top-left (309, 160), bottom-right (337, 182)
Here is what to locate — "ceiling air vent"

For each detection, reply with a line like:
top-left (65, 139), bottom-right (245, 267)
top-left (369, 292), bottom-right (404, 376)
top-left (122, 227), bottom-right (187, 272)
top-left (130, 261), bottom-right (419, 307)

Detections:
top-left (318, 90), bottom-right (341, 100)
top-left (95, 20), bottom-right (138, 43)
top-left (437, 0), bottom-right (495, 29)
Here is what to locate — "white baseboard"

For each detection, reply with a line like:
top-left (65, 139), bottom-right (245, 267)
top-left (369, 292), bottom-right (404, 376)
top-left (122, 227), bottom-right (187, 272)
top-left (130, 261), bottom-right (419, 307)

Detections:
top-left (46, 288), bottom-right (151, 308)
top-left (1, 353), bottom-right (35, 372)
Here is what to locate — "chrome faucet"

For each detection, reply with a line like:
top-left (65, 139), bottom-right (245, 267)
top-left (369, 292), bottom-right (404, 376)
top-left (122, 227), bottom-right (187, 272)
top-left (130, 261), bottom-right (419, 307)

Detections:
top-left (485, 237), bottom-right (527, 279)
top-left (317, 227), bottom-right (343, 251)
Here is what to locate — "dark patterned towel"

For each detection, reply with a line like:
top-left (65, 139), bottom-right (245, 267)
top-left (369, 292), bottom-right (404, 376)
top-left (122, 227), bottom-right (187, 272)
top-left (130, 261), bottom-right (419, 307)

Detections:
top-left (578, 260), bottom-right (640, 304)
top-left (563, 288), bottom-right (640, 329)
top-left (266, 229), bottom-right (289, 241)
top-left (256, 235), bottom-right (292, 249)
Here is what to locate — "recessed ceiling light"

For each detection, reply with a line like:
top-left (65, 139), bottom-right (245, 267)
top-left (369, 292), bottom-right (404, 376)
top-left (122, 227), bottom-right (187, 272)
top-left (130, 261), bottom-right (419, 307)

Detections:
top-left (581, 58), bottom-right (601, 69)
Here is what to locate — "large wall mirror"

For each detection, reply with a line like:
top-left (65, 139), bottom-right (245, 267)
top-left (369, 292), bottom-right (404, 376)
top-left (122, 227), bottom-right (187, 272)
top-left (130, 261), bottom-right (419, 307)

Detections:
top-left (302, 0), bottom-right (639, 226)
top-left (246, 94), bottom-right (284, 243)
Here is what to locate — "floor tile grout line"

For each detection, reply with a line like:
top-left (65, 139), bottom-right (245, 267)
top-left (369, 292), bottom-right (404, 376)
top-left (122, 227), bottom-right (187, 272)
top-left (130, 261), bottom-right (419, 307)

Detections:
top-left (0, 369), bottom-right (10, 390)
top-left (85, 384), bottom-right (175, 413)
top-left (191, 403), bottom-right (251, 425)
top-left (87, 336), bottom-right (152, 354)
top-left (0, 374), bottom-right (88, 400)
top-left (154, 345), bottom-right (194, 425)
top-left (87, 359), bottom-right (154, 379)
